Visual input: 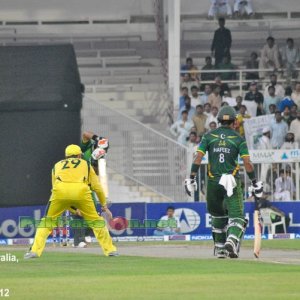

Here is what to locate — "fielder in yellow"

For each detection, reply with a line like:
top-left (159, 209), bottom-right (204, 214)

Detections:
top-left (24, 144), bottom-right (118, 259)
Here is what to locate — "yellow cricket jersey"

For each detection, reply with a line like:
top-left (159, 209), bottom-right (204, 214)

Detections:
top-left (51, 158), bottom-right (106, 206)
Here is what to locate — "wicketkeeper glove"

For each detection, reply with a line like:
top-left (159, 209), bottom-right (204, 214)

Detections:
top-left (92, 148), bottom-right (106, 160)
top-left (250, 180), bottom-right (264, 198)
top-left (184, 176), bottom-right (198, 197)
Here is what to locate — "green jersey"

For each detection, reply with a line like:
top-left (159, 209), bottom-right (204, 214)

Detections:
top-left (80, 140), bottom-right (96, 163)
top-left (197, 126), bottom-right (250, 179)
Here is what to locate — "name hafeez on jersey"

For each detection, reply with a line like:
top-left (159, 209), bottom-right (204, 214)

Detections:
top-left (197, 127), bottom-right (250, 179)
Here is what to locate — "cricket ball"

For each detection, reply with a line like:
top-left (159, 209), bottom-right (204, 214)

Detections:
top-left (109, 217), bottom-right (128, 231)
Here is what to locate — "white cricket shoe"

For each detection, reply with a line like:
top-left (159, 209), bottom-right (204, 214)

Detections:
top-left (225, 240), bottom-right (239, 258)
top-left (24, 252), bottom-right (38, 259)
top-left (78, 242), bottom-right (87, 248)
top-left (85, 236), bottom-right (92, 243)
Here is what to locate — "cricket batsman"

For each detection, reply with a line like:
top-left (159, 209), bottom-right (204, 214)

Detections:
top-left (24, 144), bottom-right (118, 259)
top-left (185, 106), bottom-right (262, 258)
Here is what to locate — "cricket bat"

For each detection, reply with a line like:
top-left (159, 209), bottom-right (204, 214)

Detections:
top-left (98, 156), bottom-right (113, 221)
top-left (253, 196), bottom-right (262, 258)
top-left (98, 157), bottom-right (109, 199)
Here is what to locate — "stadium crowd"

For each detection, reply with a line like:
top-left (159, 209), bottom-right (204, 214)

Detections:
top-left (172, 17), bottom-right (300, 151)
top-left (170, 15), bottom-right (300, 201)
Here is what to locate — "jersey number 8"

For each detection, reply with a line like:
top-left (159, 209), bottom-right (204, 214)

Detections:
top-left (219, 153), bottom-right (225, 163)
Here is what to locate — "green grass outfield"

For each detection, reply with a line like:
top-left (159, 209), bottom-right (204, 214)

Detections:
top-left (0, 240), bottom-right (300, 300)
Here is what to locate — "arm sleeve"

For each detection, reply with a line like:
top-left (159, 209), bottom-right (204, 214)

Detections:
top-left (239, 140), bottom-right (250, 158)
top-left (170, 122), bottom-right (178, 136)
top-left (227, 29), bottom-right (232, 48)
top-left (80, 140), bottom-right (93, 153)
top-left (261, 46), bottom-right (268, 63)
top-left (197, 135), bottom-right (208, 155)
top-left (211, 32), bottom-right (216, 52)
top-left (88, 167), bottom-right (107, 207)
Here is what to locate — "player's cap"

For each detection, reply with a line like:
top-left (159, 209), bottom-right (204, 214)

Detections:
top-left (217, 106), bottom-right (236, 121)
top-left (65, 144), bottom-right (82, 157)
top-left (262, 127), bottom-right (271, 134)
top-left (250, 81), bottom-right (257, 86)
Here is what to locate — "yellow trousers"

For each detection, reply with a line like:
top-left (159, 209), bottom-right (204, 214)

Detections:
top-left (31, 183), bottom-right (116, 256)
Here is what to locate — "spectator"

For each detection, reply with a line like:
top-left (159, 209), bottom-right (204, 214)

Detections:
top-left (192, 105), bottom-right (207, 137)
top-left (257, 127), bottom-right (272, 185)
top-left (234, 0), bottom-right (254, 18)
top-left (170, 110), bottom-right (194, 145)
top-left (205, 106), bottom-right (219, 130)
top-left (221, 101), bottom-right (229, 107)
top-left (154, 206), bottom-right (181, 236)
top-left (181, 57), bottom-right (197, 76)
top-left (263, 86), bottom-right (281, 114)
top-left (186, 131), bottom-right (199, 152)
top-left (290, 104), bottom-right (298, 122)
top-left (201, 57), bottom-right (215, 82)
top-left (211, 17), bottom-right (232, 67)
top-left (217, 56), bottom-right (236, 80)
top-left (259, 37), bottom-right (281, 78)
top-left (177, 97), bottom-right (196, 121)
top-left (278, 86), bottom-right (295, 112)
top-left (181, 73), bottom-right (197, 92)
top-left (236, 105), bottom-right (251, 137)
top-left (179, 87), bottom-right (189, 109)
top-left (282, 38), bottom-right (300, 79)
top-left (203, 102), bottom-right (212, 117)
top-left (257, 127), bottom-right (272, 150)
top-left (200, 84), bottom-right (212, 105)
top-left (264, 74), bottom-right (285, 99)
top-left (281, 132), bottom-right (298, 149)
top-left (271, 111), bottom-right (288, 149)
top-left (234, 95), bottom-right (243, 113)
top-left (289, 109), bottom-right (300, 145)
top-left (244, 81), bottom-right (264, 116)
top-left (274, 169), bottom-right (295, 201)
top-left (213, 74), bottom-right (231, 96)
top-left (208, 86), bottom-right (222, 109)
top-left (208, 0), bottom-right (232, 19)
top-left (291, 82), bottom-right (300, 108)
top-left (282, 107), bottom-right (292, 126)
top-left (209, 121), bottom-right (218, 131)
top-left (245, 51), bottom-right (259, 81)
top-left (190, 85), bottom-right (202, 107)
top-left (269, 104), bottom-right (277, 115)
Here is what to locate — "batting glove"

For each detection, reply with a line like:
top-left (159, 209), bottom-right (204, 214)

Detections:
top-left (184, 176), bottom-right (197, 197)
top-left (251, 180), bottom-right (264, 198)
top-left (92, 148), bottom-right (106, 160)
top-left (97, 138), bottom-right (109, 152)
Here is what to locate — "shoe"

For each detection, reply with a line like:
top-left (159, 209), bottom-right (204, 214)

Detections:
top-left (225, 240), bottom-right (239, 259)
top-left (24, 252), bottom-right (38, 259)
top-left (108, 251), bottom-right (119, 257)
top-left (78, 242), bottom-right (87, 248)
top-left (85, 236), bottom-right (92, 243)
top-left (216, 249), bottom-right (228, 259)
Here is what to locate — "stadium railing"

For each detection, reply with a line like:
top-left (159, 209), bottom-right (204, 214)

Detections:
top-left (180, 68), bottom-right (300, 95)
top-left (82, 96), bottom-right (191, 202)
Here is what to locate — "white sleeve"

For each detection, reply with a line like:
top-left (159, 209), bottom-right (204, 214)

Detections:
top-left (170, 122), bottom-right (178, 137)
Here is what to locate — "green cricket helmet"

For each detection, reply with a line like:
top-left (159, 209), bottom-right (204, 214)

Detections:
top-left (217, 106), bottom-right (237, 122)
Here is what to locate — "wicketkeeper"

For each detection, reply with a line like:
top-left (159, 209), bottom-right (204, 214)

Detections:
top-left (71, 131), bottom-right (109, 247)
top-left (185, 106), bottom-right (262, 258)
top-left (24, 144), bottom-right (118, 259)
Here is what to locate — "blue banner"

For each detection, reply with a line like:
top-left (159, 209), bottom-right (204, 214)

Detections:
top-left (0, 202), bottom-right (299, 239)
